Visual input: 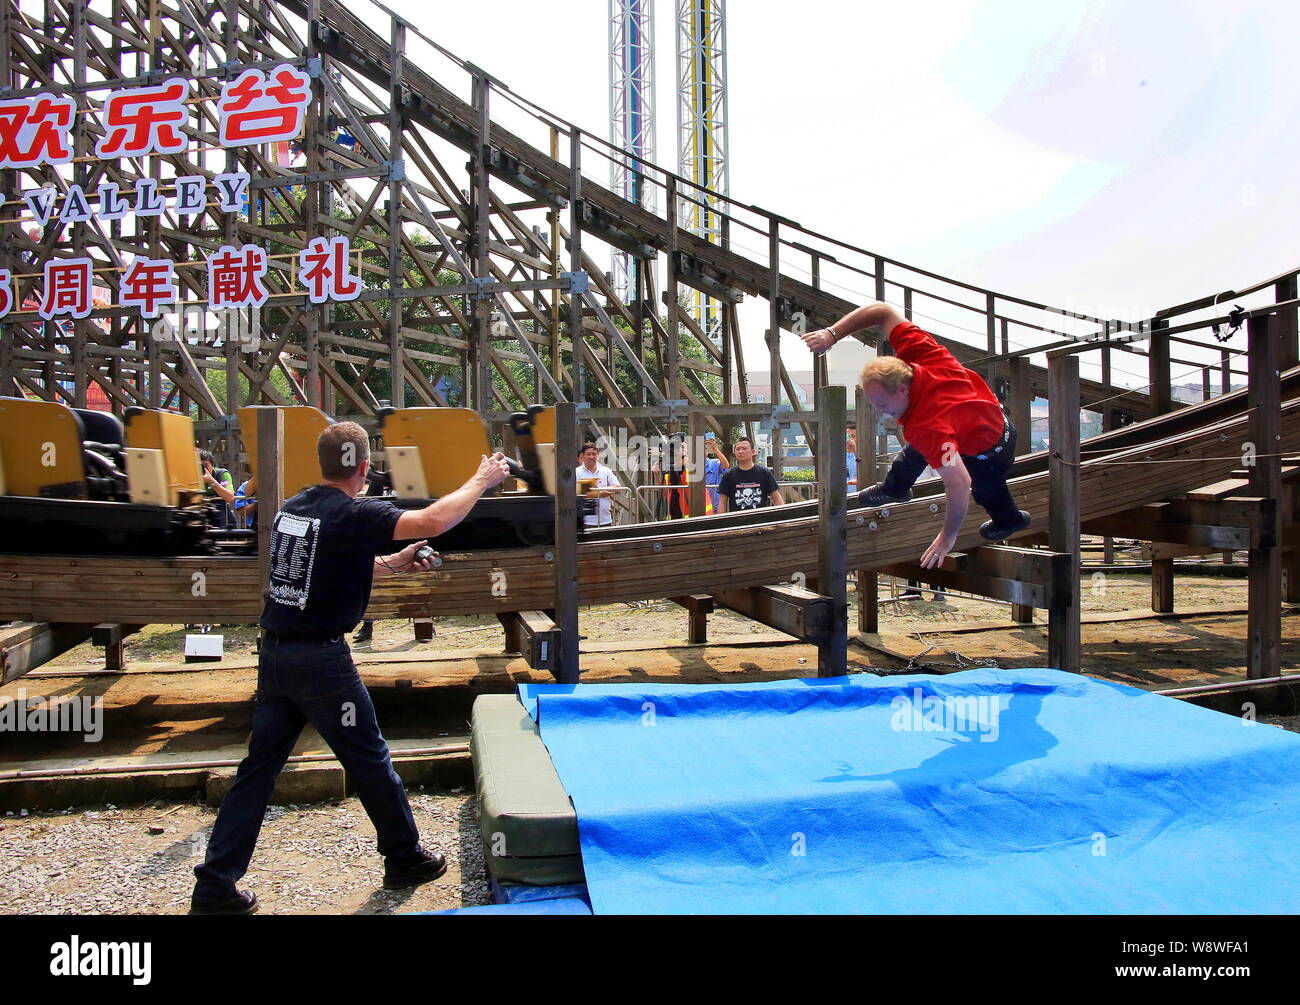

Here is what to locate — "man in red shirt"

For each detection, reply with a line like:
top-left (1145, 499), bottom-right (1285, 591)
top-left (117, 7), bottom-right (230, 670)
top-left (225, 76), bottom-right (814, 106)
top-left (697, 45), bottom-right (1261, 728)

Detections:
top-left (802, 301), bottom-right (1030, 569)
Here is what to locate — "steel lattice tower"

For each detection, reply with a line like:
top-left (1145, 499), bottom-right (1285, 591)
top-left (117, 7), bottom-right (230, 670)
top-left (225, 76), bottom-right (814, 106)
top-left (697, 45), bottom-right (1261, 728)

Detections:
top-left (677, 0), bottom-right (728, 341)
top-left (609, 0), bottom-right (657, 303)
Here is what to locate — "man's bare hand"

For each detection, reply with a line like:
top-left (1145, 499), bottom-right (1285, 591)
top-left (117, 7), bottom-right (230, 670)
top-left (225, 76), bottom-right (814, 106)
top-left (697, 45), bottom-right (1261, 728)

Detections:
top-left (475, 452), bottom-right (511, 488)
top-left (393, 539), bottom-right (439, 572)
top-left (919, 530), bottom-right (957, 570)
top-left (800, 329), bottom-right (837, 355)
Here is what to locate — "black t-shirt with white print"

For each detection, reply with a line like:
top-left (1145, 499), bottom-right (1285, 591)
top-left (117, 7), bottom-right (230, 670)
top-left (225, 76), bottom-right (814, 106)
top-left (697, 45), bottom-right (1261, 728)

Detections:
top-left (717, 463), bottom-right (779, 511)
top-left (259, 485), bottom-right (403, 638)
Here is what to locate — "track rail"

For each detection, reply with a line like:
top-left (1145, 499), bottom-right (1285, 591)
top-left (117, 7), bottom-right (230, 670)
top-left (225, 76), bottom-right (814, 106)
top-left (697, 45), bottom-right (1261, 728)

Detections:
top-left (3, 391), bottom-right (1297, 625)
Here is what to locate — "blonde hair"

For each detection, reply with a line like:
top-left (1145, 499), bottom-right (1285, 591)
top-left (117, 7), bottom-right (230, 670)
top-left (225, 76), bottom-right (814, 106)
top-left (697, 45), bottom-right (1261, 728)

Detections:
top-left (860, 356), bottom-right (914, 394)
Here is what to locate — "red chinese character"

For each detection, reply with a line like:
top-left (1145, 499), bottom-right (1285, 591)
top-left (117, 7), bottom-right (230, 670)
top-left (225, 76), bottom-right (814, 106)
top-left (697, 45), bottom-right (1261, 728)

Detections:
top-left (299, 236), bottom-right (362, 304)
top-left (95, 79), bottom-right (189, 159)
top-left (39, 258), bottom-right (94, 321)
top-left (208, 244), bottom-right (269, 308)
top-left (119, 257), bottom-right (177, 319)
top-left (0, 270), bottom-right (11, 318)
top-left (0, 94), bottom-right (76, 169)
top-left (219, 64), bottom-right (311, 148)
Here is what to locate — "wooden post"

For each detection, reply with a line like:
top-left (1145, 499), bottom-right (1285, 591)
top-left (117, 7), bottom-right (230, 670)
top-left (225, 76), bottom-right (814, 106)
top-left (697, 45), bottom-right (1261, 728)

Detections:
top-left (857, 570), bottom-right (878, 634)
top-left (1007, 356), bottom-right (1032, 456)
top-left (569, 130), bottom-right (586, 402)
top-left (816, 385), bottom-right (848, 676)
top-left (1277, 273), bottom-right (1298, 371)
top-left (688, 407), bottom-right (706, 518)
top-left (854, 384), bottom-right (878, 633)
top-left (256, 409), bottom-right (285, 603)
top-left (1047, 351), bottom-right (1081, 672)
top-left (663, 176), bottom-right (680, 402)
top-left (1150, 317), bottom-right (1171, 415)
top-left (1151, 558), bottom-right (1174, 613)
top-left (553, 401), bottom-right (581, 683)
top-left (1247, 313), bottom-right (1282, 679)
top-left (767, 219), bottom-right (781, 412)
top-left (388, 17), bottom-right (407, 408)
top-left (1011, 603), bottom-right (1034, 624)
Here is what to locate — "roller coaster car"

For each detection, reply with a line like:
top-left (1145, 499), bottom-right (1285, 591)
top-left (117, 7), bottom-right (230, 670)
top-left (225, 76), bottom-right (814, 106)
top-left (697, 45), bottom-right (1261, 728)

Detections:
top-left (379, 405), bottom-right (555, 549)
top-left (0, 398), bottom-right (207, 556)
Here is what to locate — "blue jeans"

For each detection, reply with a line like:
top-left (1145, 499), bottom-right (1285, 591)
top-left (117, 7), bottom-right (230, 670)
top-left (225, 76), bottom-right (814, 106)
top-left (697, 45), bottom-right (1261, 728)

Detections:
top-left (880, 420), bottom-right (1021, 526)
top-left (192, 635), bottom-right (420, 900)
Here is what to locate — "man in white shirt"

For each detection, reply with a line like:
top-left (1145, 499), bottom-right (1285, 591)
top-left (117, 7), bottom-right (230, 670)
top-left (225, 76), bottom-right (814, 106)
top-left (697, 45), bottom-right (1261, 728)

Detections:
top-left (575, 442), bottom-right (620, 527)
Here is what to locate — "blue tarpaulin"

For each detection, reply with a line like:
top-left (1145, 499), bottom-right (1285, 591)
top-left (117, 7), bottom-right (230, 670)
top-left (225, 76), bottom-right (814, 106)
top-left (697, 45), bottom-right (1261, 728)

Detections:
top-left (523, 669), bottom-right (1300, 914)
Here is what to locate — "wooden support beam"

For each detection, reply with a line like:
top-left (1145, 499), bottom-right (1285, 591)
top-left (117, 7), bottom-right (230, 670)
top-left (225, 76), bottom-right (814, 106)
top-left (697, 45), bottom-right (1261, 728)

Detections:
top-left (880, 563), bottom-right (1047, 607)
top-left (256, 407), bottom-right (285, 605)
top-left (669, 594), bottom-right (714, 644)
top-left (714, 584), bottom-right (833, 643)
top-left (496, 610), bottom-right (560, 674)
top-left (92, 623), bottom-right (143, 673)
top-left (552, 400), bottom-right (580, 683)
top-left (0, 622), bottom-right (94, 685)
top-left (1247, 312), bottom-right (1282, 679)
top-left (1082, 515), bottom-right (1251, 551)
top-left (816, 384), bottom-right (849, 676)
top-left (1150, 317), bottom-right (1172, 415)
top-left (1151, 557), bottom-right (1175, 613)
top-left (1048, 351), bottom-right (1082, 672)
top-left (856, 570), bottom-right (878, 633)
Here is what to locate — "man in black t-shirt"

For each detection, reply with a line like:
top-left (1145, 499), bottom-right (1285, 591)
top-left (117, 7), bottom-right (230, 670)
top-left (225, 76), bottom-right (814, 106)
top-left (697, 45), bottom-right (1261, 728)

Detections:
top-left (716, 436), bottom-right (785, 513)
top-left (191, 421), bottom-right (510, 915)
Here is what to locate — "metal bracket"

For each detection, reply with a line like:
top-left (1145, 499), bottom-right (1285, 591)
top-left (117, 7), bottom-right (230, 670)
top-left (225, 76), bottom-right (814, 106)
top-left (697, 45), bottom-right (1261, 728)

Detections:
top-left (306, 56), bottom-right (323, 79)
top-left (469, 276), bottom-right (495, 300)
top-left (386, 159), bottom-right (406, 182)
top-left (662, 399), bottom-right (690, 423)
top-left (562, 271), bottom-right (589, 295)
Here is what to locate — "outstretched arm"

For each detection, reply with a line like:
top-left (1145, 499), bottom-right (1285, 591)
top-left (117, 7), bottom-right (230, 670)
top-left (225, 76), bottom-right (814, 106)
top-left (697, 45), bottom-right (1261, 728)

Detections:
top-left (919, 457), bottom-right (971, 569)
top-left (393, 453), bottom-right (511, 540)
top-left (800, 301), bottom-right (907, 354)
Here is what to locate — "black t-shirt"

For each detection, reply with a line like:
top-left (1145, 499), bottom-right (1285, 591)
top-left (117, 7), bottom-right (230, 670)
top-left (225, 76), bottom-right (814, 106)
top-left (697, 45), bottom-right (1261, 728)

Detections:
top-left (717, 464), bottom-right (779, 511)
top-left (259, 485), bottom-right (402, 638)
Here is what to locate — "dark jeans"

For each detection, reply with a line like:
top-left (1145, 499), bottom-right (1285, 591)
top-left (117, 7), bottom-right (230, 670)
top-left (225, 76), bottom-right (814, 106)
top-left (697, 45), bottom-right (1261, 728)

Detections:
top-left (192, 635), bottom-right (420, 900)
top-left (880, 420), bottom-right (1021, 526)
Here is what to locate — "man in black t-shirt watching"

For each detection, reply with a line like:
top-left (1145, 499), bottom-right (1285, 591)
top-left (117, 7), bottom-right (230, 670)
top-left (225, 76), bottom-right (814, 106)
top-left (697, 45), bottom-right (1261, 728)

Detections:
top-left (191, 421), bottom-right (510, 915)
top-left (716, 437), bottom-right (784, 513)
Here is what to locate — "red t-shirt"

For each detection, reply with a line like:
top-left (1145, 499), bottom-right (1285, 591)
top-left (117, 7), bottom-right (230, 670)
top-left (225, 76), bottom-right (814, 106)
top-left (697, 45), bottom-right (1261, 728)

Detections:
top-left (888, 321), bottom-right (1004, 469)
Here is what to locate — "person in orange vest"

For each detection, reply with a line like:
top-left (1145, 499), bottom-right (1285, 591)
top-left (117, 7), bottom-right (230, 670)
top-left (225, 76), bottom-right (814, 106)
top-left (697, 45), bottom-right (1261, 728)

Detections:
top-left (662, 435), bottom-right (713, 519)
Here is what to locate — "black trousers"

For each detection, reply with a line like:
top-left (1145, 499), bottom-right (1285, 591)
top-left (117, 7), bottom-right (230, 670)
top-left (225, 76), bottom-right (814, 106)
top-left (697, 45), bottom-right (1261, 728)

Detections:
top-left (880, 420), bottom-right (1021, 527)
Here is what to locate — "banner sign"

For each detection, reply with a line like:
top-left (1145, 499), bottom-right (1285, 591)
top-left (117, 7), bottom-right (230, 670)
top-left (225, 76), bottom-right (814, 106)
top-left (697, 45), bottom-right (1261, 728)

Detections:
top-left (0, 63), bottom-right (363, 326)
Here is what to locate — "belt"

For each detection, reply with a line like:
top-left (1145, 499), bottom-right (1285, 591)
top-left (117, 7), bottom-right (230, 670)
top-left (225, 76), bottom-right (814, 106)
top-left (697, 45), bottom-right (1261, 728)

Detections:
top-left (972, 413), bottom-right (1013, 461)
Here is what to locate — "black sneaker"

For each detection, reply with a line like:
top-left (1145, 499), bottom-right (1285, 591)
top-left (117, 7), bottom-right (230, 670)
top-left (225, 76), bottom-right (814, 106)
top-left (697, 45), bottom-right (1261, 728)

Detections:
top-left (858, 483), bottom-right (912, 507)
top-left (383, 848), bottom-right (447, 890)
top-left (980, 509), bottom-right (1032, 541)
top-left (352, 623), bottom-right (373, 645)
top-left (189, 888), bottom-right (258, 916)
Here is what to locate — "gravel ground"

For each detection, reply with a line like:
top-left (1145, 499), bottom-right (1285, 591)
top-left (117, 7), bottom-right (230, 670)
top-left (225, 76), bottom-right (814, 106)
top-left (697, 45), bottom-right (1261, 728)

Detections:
top-left (0, 790), bottom-right (491, 915)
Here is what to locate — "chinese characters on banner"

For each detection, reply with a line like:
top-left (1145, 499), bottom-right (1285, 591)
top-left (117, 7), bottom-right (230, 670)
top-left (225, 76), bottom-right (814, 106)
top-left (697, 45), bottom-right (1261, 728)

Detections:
top-left (0, 237), bottom-right (364, 322)
top-left (0, 63), bottom-right (369, 322)
top-left (1, 63), bottom-right (311, 169)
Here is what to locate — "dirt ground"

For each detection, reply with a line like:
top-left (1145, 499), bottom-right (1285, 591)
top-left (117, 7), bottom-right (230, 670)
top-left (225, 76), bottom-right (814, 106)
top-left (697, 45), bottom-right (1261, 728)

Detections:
top-left (0, 792), bottom-right (489, 915)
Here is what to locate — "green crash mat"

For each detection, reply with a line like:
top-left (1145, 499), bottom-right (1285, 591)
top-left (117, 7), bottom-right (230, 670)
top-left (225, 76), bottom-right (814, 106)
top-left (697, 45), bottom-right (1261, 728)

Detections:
top-left (471, 693), bottom-right (584, 886)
